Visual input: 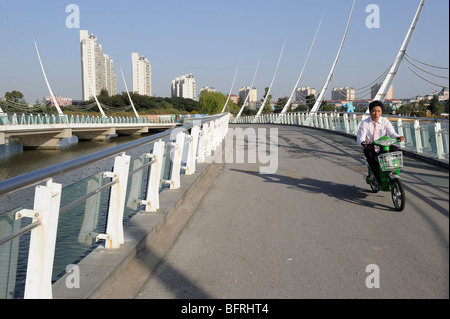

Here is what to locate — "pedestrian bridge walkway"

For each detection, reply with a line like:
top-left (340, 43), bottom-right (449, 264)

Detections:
top-left (103, 124), bottom-right (449, 299)
top-left (0, 114), bottom-right (448, 299)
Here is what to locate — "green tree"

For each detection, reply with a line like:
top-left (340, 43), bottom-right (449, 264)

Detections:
top-left (273, 97), bottom-right (289, 113)
top-left (5, 90), bottom-right (24, 102)
top-left (305, 94), bottom-right (316, 110)
top-left (242, 107), bottom-right (257, 116)
top-left (198, 91), bottom-right (226, 115)
top-left (296, 104), bottom-right (309, 112)
top-left (319, 100), bottom-right (334, 111)
top-left (397, 103), bottom-right (413, 116)
top-left (198, 91), bottom-right (240, 116)
top-left (237, 95), bottom-right (244, 107)
top-left (261, 87), bottom-right (272, 114)
top-left (428, 95), bottom-right (445, 115)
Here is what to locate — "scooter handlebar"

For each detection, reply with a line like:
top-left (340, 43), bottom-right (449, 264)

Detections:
top-left (362, 136), bottom-right (405, 147)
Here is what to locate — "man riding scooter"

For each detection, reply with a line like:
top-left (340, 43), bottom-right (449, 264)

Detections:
top-left (357, 100), bottom-right (406, 184)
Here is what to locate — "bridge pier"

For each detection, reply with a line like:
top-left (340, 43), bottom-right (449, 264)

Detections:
top-left (14, 129), bottom-right (72, 150)
top-left (116, 127), bottom-right (149, 136)
top-left (73, 128), bottom-right (116, 142)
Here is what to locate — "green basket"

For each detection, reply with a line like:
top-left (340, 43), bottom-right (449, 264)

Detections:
top-left (378, 151), bottom-right (403, 172)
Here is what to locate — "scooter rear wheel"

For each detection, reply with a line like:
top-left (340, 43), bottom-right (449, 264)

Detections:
top-left (369, 178), bottom-right (379, 193)
top-left (391, 178), bottom-right (405, 211)
top-left (366, 165), bottom-right (379, 193)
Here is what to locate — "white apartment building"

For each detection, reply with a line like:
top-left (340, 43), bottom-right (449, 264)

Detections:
top-left (332, 86), bottom-right (355, 101)
top-left (200, 86), bottom-right (216, 94)
top-left (132, 53), bottom-right (152, 96)
top-left (437, 87), bottom-right (449, 101)
top-left (171, 74), bottom-right (197, 100)
top-left (239, 86), bottom-right (258, 108)
top-left (371, 83), bottom-right (394, 100)
top-left (295, 87), bottom-right (316, 101)
top-left (80, 30), bottom-right (117, 101)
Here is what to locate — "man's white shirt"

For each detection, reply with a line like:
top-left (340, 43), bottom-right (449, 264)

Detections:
top-left (357, 117), bottom-right (399, 146)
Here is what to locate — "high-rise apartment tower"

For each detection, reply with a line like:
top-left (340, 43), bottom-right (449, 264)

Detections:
top-left (80, 30), bottom-right (117, 101)
top-left (171, 74), bottom-right (197, 100)
top-left (132, 53), bottom-right (152, 96)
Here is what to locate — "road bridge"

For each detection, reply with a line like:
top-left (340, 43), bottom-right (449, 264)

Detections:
top-left (0, 113), bottom-right (179, 149)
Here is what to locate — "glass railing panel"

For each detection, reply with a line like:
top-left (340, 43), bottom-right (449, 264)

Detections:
top-left (442, 128), bottom-right (449, 159)
top-left (181, 135), bottom-right (191, 169)
top-left (420, 124), bottom-right (437, 155)
top-left (124, 153), bottom-right (149, 221)
top-left (0, 207), bottom-right (26, 299)
top-left (402, 122), bottom-right (416, 150)
top-left (160, 143), bottom-right (173, 191)
top-left (52, 171), bottom-right (106, 282)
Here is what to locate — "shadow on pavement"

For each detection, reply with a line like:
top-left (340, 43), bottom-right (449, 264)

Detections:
top-left (230, 168), bottom-right (394, 211)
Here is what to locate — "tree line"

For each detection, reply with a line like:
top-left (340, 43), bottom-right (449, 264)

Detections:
top-left (3, 89), bottom-right (449, 118)
top-left (1, 89), bottom-right (201, 115)
top-left (394, 96), bottom-right (449, 117)
top-left (82, 89), bottom-right (199, 115)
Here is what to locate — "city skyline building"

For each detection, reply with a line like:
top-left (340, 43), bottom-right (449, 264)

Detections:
top-left (171, 74), bottom-right (197, 100)
top-left (132, 53), bottom-right (152, 97)
top-left (200, 86), bottom-right (216, 95)
top-left (80, 30), bottom-right (117, 101)
top-left (371, 83), bottom-right (394, 100)
top-left (239, 86), bottom-right (258, 108)
top-left (332, 86), bottom-right (355, 101)
top-left (295, 87), bottom-right (316, 101)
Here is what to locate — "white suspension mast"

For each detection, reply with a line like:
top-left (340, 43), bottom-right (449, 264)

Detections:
top-left (281, 13), bottom-right (323, 114)
top-left (120, 67), bottom-right (140, 119)
top-left (310, 0), bottom-right (356, 113)
top-left (256, 42), bottom-right (285, 117)
top-left (87, 75), bottom-right (107, 118)
top-left (370, 0), bottom-right (426, 111)
top-left (222, 65), bottom-right (239, 113)
top-left (236, 57), bottom-right (261, 118)
top-left (34, 39), bottom-right (65, 117)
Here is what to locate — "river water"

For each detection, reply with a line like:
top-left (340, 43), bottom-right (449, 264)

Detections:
top-left (0, 135), bottom-right (147, 181)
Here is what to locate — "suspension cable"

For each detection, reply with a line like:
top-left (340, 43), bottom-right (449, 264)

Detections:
top-left (405, 53), bottom-right (449, 70)
top-left (404, 62), bottom-right (449, 88)
top-left (404, 56), bottom-right (449, 79)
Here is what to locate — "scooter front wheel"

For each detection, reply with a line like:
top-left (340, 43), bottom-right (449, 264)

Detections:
top-left (390, 178), bottom-right (405, 211)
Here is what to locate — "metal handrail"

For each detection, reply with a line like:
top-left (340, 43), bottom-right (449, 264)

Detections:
top-left (129, 158), bottom-right (156, 176)
top-left (0, 114), bottom-right (226, 197)
top-left (58, 179), bottom-right (118, 215)
top-left (0, 221), bottom-right (41, 247)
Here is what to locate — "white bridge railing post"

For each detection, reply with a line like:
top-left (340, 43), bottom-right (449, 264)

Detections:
top-left (142, 140), bottom-right (165, 212)
top-left (414, 120), bottom-right (423, 154)
top-left (186, 125), bottom-right (200, 175)
top-left (170, 132), bottom-right (186, 190)
top-left (97, 153), bottom-right (130, 250)
top-left (435, 122), bottom-right (445, 160)
top-left (15, 179), bottom-right (62, 299)
top-left (197, 123), bottom-right (208, 164)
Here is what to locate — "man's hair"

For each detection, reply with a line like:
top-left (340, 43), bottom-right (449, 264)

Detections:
top-left (369, 100), bottom-right (384, 112)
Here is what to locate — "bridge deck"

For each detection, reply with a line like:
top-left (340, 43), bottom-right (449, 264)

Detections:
top-left (103, 124), bottom-right (449, 299)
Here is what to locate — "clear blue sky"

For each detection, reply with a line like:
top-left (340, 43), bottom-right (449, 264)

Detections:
top-left (0, 0), bottom-right (448, 103)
